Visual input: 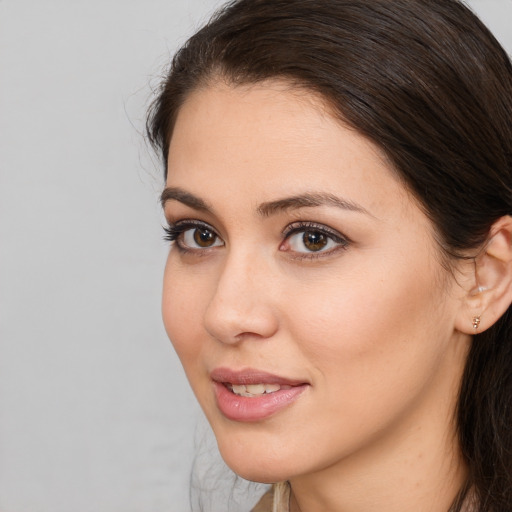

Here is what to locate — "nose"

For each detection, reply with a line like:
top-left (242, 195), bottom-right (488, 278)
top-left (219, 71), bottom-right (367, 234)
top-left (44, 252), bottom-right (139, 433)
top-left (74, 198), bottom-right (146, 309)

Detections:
top-left (203, 250), bottom-right (279, 344)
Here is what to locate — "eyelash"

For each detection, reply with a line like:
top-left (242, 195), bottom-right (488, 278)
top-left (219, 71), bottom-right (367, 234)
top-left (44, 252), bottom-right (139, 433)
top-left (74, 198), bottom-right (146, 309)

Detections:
top-left (163, 220), bottom-right (350, 259)
top-left (163, 220), bottom-right (221, 252)
top-left (281, 221), bottom-right (350, 260)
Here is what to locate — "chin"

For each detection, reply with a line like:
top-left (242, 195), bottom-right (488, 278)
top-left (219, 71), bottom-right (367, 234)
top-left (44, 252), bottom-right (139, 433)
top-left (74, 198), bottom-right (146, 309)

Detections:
top-left (221, 459), bottom-right (289, 484)
top-left (214, 433), bottom-right (299, 484)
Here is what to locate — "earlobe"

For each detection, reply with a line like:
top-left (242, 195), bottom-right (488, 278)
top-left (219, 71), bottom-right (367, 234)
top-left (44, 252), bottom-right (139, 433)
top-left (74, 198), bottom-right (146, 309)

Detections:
top-left (456, 215), bottom-right (512, 334)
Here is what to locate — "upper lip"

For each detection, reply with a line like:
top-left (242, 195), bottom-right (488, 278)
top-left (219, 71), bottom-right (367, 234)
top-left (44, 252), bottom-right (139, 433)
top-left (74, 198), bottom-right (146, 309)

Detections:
top-left (210, 367), bottom-right (308, 386)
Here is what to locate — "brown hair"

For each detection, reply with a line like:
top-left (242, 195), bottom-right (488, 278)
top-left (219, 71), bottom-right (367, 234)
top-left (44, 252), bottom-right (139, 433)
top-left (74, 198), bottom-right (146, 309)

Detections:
top-left (147, 1), bottom-right (512, 509)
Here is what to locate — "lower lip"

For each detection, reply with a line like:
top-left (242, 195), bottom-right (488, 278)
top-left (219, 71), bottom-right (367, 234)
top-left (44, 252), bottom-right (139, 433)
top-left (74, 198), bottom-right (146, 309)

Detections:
top-left (213, 382), bottom-right (308, 422)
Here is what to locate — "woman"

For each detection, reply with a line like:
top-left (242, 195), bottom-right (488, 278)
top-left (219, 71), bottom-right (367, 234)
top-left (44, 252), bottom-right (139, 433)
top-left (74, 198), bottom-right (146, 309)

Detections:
top-left (147, 1), bottom-right (512, 510)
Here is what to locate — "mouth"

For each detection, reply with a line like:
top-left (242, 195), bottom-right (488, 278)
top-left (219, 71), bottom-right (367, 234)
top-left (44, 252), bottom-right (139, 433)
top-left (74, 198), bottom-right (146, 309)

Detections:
top-left (226, 382), bottom-right (291, 397)
top-left (211, 368), bottom-right (309, 422)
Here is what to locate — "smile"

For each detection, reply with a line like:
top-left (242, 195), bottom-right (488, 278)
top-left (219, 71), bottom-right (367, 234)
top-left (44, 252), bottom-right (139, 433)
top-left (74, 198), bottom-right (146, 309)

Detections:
top-left (211, 368), bottom-right (309, 422)
top-left (227, 383), bottom-right (290, 397)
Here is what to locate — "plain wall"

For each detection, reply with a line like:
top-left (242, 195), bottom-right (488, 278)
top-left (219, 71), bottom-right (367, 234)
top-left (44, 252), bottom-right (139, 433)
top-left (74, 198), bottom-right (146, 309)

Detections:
top-left (0, 1), bottom-right (511, 511)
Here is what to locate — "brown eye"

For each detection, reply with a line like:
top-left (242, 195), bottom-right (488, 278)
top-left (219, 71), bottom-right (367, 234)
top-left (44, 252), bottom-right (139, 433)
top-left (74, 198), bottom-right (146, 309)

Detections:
top-left (283, 223), bottom-right (349, 257)
top-left (193, 228), bottom-right (217, 247)
top-left (303, 231), bottom-right (328, 251)
top-left (176, 224), bottom-right (224, 250)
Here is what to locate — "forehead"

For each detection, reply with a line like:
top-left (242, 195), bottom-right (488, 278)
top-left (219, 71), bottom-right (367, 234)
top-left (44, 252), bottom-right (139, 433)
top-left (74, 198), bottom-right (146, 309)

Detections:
top-left (172, 80), bottom-right (337, 151)
top-left (167, 80), bottom-right (393, 194)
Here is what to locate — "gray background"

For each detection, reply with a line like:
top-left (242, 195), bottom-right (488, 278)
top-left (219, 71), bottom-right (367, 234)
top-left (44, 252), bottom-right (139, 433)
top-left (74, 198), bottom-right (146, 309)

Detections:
top-left (0, 1), bottom-right (511, 511)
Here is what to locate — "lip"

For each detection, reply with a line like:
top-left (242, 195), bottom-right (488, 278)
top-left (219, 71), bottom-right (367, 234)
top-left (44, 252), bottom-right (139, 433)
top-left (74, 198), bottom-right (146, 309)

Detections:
top-left (211, 367), bottom-right (309, 422)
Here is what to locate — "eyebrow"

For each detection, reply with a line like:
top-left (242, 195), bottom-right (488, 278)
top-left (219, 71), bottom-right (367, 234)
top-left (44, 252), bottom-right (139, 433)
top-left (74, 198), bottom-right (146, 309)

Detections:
top-left (161, 187), bottom-right (213, 212)
top-left (161, 187), bottom-right (372, 217)
top-left (257, 192), bottom-right (372, 217)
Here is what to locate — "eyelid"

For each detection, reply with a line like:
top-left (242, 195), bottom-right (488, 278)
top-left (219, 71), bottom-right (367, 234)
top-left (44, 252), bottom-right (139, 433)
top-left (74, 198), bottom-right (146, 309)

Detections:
top-left (163, 219), bottom-right (224, 248)
top-left (163, 219), bottom-right (212, 239)
top-left (282, 221), bottom-right (350, 243)
top-left (280, 221), bottom-right (351, 258)
top-left (169, 219), bottom-right (215, 229)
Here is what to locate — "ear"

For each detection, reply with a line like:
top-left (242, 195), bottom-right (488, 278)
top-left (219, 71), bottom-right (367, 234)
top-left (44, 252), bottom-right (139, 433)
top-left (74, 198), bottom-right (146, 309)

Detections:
top-left (455, 215), bottom-right (512, 334)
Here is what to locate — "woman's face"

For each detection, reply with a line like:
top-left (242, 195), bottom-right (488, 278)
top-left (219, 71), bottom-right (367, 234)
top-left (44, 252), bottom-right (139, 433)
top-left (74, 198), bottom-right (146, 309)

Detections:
top-left (162, 81), bottom-right (469, 483)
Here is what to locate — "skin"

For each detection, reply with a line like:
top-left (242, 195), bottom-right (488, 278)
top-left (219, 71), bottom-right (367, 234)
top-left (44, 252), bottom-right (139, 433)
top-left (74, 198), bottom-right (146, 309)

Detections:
top-left (162, 81), bottom-right (472, 512)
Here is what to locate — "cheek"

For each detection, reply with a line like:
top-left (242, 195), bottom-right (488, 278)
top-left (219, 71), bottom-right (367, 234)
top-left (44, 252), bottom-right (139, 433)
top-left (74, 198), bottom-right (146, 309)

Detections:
top-left (162, 260), bottom-right (221, 423)
top-left (162, 258), bottom-right (207, 369)
top-left (287, 258), bottom-right (451, 406)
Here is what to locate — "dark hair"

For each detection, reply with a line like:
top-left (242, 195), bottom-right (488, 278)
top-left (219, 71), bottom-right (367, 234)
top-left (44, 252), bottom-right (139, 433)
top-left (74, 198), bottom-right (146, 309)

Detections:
top-left (147, 1), bottom-right (512, 510)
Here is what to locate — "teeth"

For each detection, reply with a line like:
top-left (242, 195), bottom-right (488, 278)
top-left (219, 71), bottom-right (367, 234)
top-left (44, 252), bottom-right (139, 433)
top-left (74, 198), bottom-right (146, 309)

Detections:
top-left (229, 383), bottom-right (283, 397)
top-left (246, 384), bottom-right (265, 394)
top-left (231, 384), bottom-right (248, 395)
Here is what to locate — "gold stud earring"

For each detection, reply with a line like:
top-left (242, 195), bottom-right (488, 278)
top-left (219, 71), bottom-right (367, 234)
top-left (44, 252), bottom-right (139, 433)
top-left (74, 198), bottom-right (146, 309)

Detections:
top-left (472, 315), bottom-right (481, 330)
